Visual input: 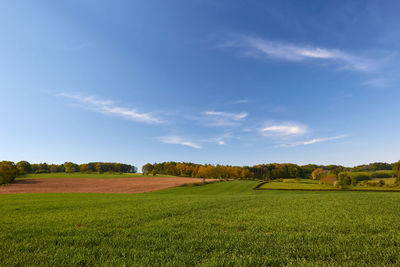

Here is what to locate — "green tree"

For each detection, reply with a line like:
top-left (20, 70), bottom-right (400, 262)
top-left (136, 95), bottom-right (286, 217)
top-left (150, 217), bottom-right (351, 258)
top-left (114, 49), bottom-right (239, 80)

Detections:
top-left (142, 163), bottom-right (154, 175)
top-left (64, 162), bottom-right (79, 173)
top-left (16, 160), bottom-right (32, 175)
top-left (96, 162), bottom-right (104, 174)
top-left (0, 161), bottom-right (18, 185)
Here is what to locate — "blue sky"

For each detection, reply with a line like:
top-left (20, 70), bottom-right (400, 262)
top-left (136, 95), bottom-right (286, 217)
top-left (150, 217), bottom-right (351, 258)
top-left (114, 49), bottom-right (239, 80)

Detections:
top-left (1, 0), bottom-right (400, 168)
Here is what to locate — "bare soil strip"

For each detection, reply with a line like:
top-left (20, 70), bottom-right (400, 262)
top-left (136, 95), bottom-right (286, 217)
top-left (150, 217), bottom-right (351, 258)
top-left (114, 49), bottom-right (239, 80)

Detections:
top-left (0, 177), bottom-right (216, 194)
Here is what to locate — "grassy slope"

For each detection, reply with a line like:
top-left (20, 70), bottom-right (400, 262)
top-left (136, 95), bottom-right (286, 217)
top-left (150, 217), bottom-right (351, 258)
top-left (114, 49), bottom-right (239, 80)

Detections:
top-left (1, 181), bottom-right (400, 266)
top-left (258, 179), bottom-right (334, 190)
top-left (258, 178), bottom-right (400, 191)
top-left (16, 173), bottom-right (174, 179)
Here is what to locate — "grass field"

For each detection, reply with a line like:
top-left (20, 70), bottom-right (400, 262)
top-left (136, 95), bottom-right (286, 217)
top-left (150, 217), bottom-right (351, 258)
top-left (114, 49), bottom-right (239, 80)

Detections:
top-left (257, 179), bottom-right (335, 190)
top-left (16, 172), bottom-right (173, 179)
top-left (2, 181), bottom-right (400, 266)
top-left (256, 178), bottom-right (400, 191)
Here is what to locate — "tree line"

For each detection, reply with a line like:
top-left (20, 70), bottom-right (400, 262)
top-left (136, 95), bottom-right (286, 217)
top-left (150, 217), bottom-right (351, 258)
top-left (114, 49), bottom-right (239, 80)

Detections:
top-left (16, 161), bottom-right (138, 174)
top-left (2, 160), bottom-right (399, 186)
top-left (0, 161), bottom-right (137, 185)
top-left (142, 161), bottom-right (400, 180)
top-left (142, 162), bottom-right (254, 179)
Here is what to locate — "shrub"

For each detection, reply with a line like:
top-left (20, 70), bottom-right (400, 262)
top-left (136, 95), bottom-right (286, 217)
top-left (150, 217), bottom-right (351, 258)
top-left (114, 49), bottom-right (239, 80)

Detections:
top-left (320, 174), bottom-right (337, 185)
top-left (0, 161), bottom-right (18, 185)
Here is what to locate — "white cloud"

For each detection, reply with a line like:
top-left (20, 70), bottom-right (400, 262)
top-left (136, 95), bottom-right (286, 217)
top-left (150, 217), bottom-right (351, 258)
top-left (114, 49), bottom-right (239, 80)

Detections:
top-left (159, 136), bottom-right (201, 149)
top-left (59, 93), bottom-right (161, 124)
top-left (223, 35), bottom-right (376, 72)
top-left (278, 135), bottom-right (347, 147)
top-left (260, 122), bottom-right (308, 137)
top-left (203, 111), bottom-right (248, 126)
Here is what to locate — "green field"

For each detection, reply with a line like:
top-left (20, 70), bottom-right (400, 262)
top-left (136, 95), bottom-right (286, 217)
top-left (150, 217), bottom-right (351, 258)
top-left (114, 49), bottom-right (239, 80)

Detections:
top-left (257, 179), bottom-right (335, 190)
top-left (16, 172), bottom-right (173, 179)
top-left (256, 178), bottom-right (400, 191)
top-left (2, 181), bottom-right (400, 266)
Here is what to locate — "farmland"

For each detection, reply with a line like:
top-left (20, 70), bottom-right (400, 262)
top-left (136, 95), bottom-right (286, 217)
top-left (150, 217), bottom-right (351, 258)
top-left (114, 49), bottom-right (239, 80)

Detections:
top-left (16, 172), bottom-right (172, 180)
top-left (0, 177), bottom-right (216, 194)
top-left (1, 181), bottom-right (400, 266)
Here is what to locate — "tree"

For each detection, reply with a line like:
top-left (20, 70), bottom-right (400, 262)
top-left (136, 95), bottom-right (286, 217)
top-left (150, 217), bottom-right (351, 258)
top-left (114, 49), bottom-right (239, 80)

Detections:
top-left (311, 168), bottom-right (326, 180)
top-left (142, 163), bottom-right (154, 175)
top-left (0, 161), bottom-right (18, 185)
top-left (96, 162), bottom-right (104, 174)
top-left (79, 164), bottom-right (88, 173)
top-left (338, 172), bottom-right (351, 186)
top-left (49, 165), bottom-right (58, 173)
top-left (64, 162), bottom-right (79, 173)
top-left (393, 161), bottom-right (400, 183)
top-left (16, 161), bottom-right (32, 175)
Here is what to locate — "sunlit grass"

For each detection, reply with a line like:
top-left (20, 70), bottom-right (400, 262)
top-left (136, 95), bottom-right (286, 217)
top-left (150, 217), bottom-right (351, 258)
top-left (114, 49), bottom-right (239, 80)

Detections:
top-left (1, 181), bottom-right (400, 265)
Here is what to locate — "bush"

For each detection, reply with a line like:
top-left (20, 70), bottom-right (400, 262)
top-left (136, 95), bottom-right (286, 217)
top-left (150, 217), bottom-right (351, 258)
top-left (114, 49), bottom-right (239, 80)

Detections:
top-left (0, 161), bottom-right (18, 185)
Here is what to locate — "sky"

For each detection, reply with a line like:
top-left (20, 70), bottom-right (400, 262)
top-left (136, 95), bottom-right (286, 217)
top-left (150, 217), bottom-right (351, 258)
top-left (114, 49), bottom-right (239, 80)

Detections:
top-left (1, 0), bottom-right (400, 169)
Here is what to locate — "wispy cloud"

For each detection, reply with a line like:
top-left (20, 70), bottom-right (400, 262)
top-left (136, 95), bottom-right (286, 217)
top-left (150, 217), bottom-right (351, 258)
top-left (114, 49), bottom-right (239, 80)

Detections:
top-left (59, 93), bottom-right (162, 124)
top-left (277, 135), bottom-right (347, 147)
top-left (260, 122), bottom-right (308, 137)
top-left (159, 136), bottom-right (202, 149)
top-left (203, 111), bottom-right (248, 126)
top-left (230, 99), bottom-right (250, 104)
top-left (203, 132), bottom-right (233, 145)
top-left (362, 77), bottom-right (393, 88)
top-left (222, 35), bottom-right (376, 72)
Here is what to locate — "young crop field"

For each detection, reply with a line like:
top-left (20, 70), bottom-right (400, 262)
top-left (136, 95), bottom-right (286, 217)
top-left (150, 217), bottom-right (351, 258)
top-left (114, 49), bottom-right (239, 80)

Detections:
top-left (1, 181), bottom-right (400, 266)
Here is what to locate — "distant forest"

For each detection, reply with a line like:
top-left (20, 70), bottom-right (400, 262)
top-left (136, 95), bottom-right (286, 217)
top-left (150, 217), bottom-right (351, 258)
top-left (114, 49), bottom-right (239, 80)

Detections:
top-left (142, 161), bottom-right (399, 180)
top-left (14, 161), bottom-right (138, 174)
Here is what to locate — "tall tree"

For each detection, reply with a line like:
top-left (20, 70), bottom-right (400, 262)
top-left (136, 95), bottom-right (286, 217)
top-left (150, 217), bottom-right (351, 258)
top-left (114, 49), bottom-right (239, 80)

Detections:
top-left (16, 160), bottom-right (32, 175)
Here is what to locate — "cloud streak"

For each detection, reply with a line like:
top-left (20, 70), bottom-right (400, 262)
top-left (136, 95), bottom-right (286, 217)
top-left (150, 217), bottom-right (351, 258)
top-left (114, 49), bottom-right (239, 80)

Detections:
top-left (222, 35), bottom-right (376, 72)
top-left (278, 135), bottom-right (347, 147)
top-left (159, 136), bottom-right (202, 149)
top-left (203, 111), bottom-right (248, 126)
top-left (59, 93), bottom-right (162, 124)
top-left (260, 122), bottom-right (308, 137)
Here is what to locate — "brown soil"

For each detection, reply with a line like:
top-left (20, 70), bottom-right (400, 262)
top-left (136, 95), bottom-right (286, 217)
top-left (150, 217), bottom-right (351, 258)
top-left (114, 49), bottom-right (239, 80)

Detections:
top-left (0, 177), bottom-right (216, 194)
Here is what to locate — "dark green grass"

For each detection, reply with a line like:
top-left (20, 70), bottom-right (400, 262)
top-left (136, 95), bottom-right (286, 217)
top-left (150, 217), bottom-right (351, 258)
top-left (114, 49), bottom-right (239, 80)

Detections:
top-left (1, 181), bottom-right (400, 266)
top-left (16, 172), bottom-right (174, 179)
